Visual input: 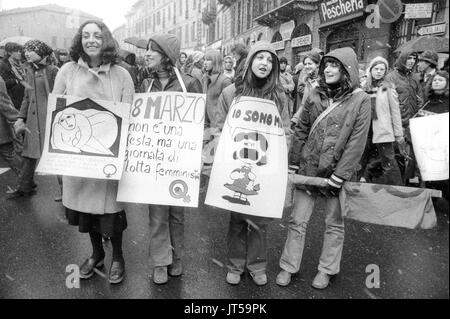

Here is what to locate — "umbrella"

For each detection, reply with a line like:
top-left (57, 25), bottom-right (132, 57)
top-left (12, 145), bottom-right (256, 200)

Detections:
top-left (124, 37), bottom-right (148, 49)
top-left (0, 36), bottom-right (34, 48)
top-left (395, 36), bottom-right (449, 54)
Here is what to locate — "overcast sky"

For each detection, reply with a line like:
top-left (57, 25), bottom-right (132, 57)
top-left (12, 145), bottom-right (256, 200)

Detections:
top-left (1, 0), bottom-right (135, 31)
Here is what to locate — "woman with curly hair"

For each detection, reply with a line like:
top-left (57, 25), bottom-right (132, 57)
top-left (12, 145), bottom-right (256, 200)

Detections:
top-left (51, 20), bottom-right (134, 285)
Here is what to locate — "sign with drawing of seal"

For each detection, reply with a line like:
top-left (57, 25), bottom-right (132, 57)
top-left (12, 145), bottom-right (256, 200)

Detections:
top-left (36, 94), bottom-right (130, 180)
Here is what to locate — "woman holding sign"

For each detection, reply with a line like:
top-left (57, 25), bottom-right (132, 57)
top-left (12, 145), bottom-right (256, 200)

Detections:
top-left (276, 48), bottom-right (371, 289)
top-left (213, 41), bottom-right (291, 286)
top-left (140, 33), bottom-right (202, 285)
top-left (52, 20), bottom-right (134, 284)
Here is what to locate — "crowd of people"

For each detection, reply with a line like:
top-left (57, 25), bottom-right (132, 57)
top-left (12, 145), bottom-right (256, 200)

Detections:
top-left (0, 19), bottom-right (448, 289)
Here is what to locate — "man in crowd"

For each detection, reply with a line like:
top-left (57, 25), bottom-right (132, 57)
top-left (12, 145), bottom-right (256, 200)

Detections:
top-left (417, 50), bottom-right (439, 99)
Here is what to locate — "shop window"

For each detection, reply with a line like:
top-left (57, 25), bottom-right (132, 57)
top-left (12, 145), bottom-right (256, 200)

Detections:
top-left (291, 23), bottom-right (312, 66)
top-left (326, 25), bottom-right (359, 56)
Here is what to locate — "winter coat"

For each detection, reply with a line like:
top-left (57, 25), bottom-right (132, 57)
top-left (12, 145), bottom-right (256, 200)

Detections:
top-left (140, 72), bottom-right (202, 94)
top-left (292, 76), bottom-right (319, 124)
top-left (290, 47), bottom-right (371, 181)
top-left (0, 76), bottom-right (19, 145)
top-left (0, 58), bottom-right (25, 109)
top-left (19, 57), bottom-right (58, 159)
top-left (52, 59), bottom-right (134, 215)
top-left (190, 66), bottom-right (204, 84)
top-left (385, 51), bottom-right (424, 127)
top-left (364, 57), bottom-right (403, 144)
top-left (370, 84), bottom-right (403, 143)
top-left (202, 71), bottom-right (232, 128)
top-left (423, 92), bottom-right (449, 115)
top-left (213, 42), bottom-right (291, 138)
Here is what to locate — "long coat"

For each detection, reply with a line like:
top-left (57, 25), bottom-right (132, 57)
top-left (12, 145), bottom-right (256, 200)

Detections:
top-left (52, 59), bottom-right (134, 215)
top-left (0, 58), bottom-right (25, 109)
top-left (0, 76), bottom-right (19, 145)
top-left (19, 59), bottom-right (58, 159)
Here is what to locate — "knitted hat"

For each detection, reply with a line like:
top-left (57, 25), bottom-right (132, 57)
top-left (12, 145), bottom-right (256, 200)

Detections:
top-left (419, 50), bottom-right (439, 67)
top-left (147, 33), bottom-right (180, 66)
top-left (23, 39), bottom-right (53, 58)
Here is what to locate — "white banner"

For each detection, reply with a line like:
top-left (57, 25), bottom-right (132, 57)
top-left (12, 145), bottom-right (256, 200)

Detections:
top-left (410, 113), bottom-right (449, 181)
top-left (205, 97), bottom-right (288, 219)
top-left (36, 94), bottom-right (130, 180)
top-left (117, 92), bottom-right (206, 207)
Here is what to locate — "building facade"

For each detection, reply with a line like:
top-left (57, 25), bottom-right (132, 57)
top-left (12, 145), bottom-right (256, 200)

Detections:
top-left (121, 0), bottom-right (211, 56)
top-left (0, 4), bottom-right (100, 50)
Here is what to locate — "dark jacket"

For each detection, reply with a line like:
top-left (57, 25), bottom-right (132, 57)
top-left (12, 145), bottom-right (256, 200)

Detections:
top-left (140, 72), bottom-right (202, 94)
top-left (202, 71), bottom-right (232, 128)
top-left (19, 57), bottom-right (58, 159)
top-left (0, 58), bottom-right (25, 109)
top-left (0, 76), bottom-right (19, 145)
top-left (385, 51), bottom-right (424, 127)
top-left (290, 47), bottom-right (371, 181)
top-left (423, 92), bottom-right (449, 114)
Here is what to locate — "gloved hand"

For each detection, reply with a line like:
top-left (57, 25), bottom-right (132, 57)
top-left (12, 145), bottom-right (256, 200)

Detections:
top-left (318, 174), bottom-right (344, 197)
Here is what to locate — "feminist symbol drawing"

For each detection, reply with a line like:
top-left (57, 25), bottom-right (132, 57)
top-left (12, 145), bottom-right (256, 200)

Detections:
top-left (51, 106), bottom-right (118, 156)
top-left (169, 180), bottom-right (191, 203)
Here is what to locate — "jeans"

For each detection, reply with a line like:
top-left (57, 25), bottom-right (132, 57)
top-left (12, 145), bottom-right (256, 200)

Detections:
top-left (280, 189), bottom-right (345, 275)
top-left (227, 212), bottom-right (271, 276)
top-left (0, 142), bottom-right (22, 176)
top-left (148, 205), bottom-right (184, 267)
top-left (17, 157), bottom-right (37, 192)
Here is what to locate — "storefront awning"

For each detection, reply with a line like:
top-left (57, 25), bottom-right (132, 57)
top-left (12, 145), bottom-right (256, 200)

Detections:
top-left (254, 0), bottom-right (318, 27)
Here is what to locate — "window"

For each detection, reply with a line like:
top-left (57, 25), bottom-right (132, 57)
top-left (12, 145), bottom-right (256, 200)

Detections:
top-left (52, 36), bottom-right (57, 47)
top-left (192, 22), bottom-right (196, 42)
top-left (185, 25), bottom-right (189, 44)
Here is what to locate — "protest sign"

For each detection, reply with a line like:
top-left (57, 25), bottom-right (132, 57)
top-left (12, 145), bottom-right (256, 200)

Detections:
top-left (205, 96), bottom-right (288, 219)
top-left (117, 91), bottom-right (206, 207)
top-left (410, 113), bottom-right (449, 181)
top-left (36, 94), bottom-right (130, 180)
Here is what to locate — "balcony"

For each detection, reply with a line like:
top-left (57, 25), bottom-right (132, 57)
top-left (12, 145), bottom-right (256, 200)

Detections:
top-left (254, 0), bottom-right (318, 28)
top-left (218, 0), bottom-right (237, 6)
top-left (202, 7), bottom-right (217, 25)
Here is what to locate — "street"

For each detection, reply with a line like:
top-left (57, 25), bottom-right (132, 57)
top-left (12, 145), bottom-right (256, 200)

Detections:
top-left (0, 170), bottom-right (448, 299)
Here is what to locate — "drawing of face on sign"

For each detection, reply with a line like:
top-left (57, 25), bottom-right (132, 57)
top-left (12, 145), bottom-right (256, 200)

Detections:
top-left (51, 107), bottom-right (118, 156)
top-left (223, 131), bottom-right (269, 206)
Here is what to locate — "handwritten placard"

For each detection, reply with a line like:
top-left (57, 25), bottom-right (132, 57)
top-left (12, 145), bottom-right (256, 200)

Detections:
top-left (117, 92), bottom-right (206, 207)
top-left (205, 96), bottom-right (288, 219)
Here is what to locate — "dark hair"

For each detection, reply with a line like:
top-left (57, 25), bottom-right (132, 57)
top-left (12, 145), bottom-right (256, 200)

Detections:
top-left (317, 56), bottom-right (353, 100)
top-left (429, 70), bottom-right (449, 98)
top-left (231, 42), bottom-right (248, 57)
top-left (147, 40), bottom-right (174, 74)
top-left (279, 57), bottom-right (288, 64)
top-left (239, 51), bottom-right (284, 107)
top-left (180, 52), bottom-right (187, 59)
top-left (70, 20), bottom-right (118, 66)
top-left (4, 42), bottom-right (23, 54)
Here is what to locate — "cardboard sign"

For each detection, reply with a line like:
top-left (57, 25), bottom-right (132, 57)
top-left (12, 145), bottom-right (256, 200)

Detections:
top-left (36, 94), bottom-right (130, 180)
top-left (117, 92), bottom-right (206, 207)
top-left (410, 113), bottom-right (449, 181)
top-left (205, 96), bottom-right (288, 219)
